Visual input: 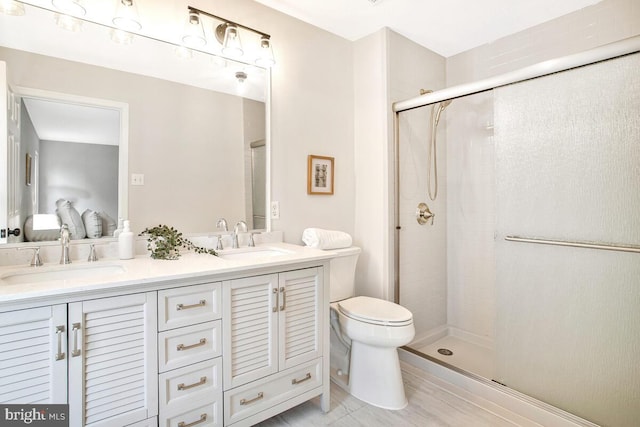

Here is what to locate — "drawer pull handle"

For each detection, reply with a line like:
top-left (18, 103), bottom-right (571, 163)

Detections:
top-left (55, 325), bottom-right (65, 361)
top-left (272, 288), bottom-right (278, 312)
top-left (177, 338), bottom-right (207, 351)
top-left (176, 299), bottom-right (206, 311)
top-left (71, 322), bottom-right (81, 357)
top-left (291, 372), bottom-right (312, 385)
top-left (177, 413), bottom-right (207, 427)
top-left (240, 391), bottom-right (264, 406)
top-left (279, 287), bottom-right (286, 311)
top-left (178, 376), bottom-right (207, 391)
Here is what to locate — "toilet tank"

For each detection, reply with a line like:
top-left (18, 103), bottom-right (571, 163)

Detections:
top-left (329, 246), bottom-right (361, 302)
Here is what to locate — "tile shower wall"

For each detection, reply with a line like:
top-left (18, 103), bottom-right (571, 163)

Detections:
top-left (444, 0), bottom-right (640, 339)
top-left (387, 31), bottom-right (447, 336)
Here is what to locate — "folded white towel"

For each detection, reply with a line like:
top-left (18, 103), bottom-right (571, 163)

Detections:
top-left (302, 228), bottom-right (352, 250)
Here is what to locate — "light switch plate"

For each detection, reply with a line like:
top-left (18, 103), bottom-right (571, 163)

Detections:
top-left (131, 173), bottom-right (144, 185)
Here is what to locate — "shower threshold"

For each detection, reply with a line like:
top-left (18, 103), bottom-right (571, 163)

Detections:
top-left (410, 329), bottom-right (495, 379)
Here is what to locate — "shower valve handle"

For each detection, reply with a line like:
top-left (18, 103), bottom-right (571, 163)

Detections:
top-left (416, 203), bottom-right (435, 225)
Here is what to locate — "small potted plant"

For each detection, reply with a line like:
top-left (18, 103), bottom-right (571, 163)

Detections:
top-left (140, 225), bottom-right (217, 260)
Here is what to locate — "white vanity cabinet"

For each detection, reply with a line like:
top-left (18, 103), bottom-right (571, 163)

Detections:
top-left (0, 305), bottom-right (68, 404)
top-left (157, 282), bottom-right (224, 427)
top-left (68, 292), bottom-right (158, 427)
top-left (0, 246), bottom-right (332, 427)
top-left (0, 292), bottom-right (158, 427)
top-left (222, 267), bottom-right (324, 426)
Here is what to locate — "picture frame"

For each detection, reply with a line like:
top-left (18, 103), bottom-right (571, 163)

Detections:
top-left (307, 155), bottom-right (334, 195)
top-left (25, 153), bottom-right (32, 186)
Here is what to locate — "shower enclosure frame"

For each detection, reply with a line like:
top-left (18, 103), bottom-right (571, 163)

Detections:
top-left (391, 35), bottom-right (640, 425)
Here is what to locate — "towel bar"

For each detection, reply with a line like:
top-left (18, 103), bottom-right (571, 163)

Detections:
top-left (504, 236), bottom-right (640, 254)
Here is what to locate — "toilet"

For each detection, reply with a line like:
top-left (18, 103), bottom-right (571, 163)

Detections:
top-left (329, 246), bottom-right (415, 410)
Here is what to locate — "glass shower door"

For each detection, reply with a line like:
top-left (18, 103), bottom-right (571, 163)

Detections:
top-left (493, 52), bottom-right (640, 427)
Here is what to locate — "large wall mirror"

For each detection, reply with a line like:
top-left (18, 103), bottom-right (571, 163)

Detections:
top-left (0, 1), bottom-right (269, 245)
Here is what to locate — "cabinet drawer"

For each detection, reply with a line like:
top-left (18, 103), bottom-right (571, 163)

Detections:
top-left (158, 283), bottom-right (222, 331)
top-left (224, 358), bottom-right (322, 425)
top-left (159, 358), bottom-right (222, 417)
top-left (162, 402), bottom-right (222, 427)
top-left (159, 321), bottom-right (221, 372)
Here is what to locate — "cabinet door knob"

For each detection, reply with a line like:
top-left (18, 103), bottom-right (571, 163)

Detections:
top-left (279, 287), bottom-right (286, 311)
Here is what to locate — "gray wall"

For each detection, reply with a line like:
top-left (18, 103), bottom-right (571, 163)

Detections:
top-left (39, 140), bottom-right (118, 219)
top-left (19, 102), bottom-right (38, 224)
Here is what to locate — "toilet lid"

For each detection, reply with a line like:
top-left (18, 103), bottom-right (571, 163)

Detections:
top-left (337, 296), bottom-right (413, 326)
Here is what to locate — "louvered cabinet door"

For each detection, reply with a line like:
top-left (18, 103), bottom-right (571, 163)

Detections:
top-left (278, 268), bottom-right (323, 371)
top-left (0, 305), bottom-right (68, 404)
top-left (223, 274), bottom-right (278, 390)
top-left (68, 292), bottom-right (158, 427)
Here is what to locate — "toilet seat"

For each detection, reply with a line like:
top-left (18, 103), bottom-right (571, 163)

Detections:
top-left (337, 296), bottom-right (413, 327)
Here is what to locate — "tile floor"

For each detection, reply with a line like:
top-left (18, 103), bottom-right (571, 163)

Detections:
top-left (256, 362), bottom-right (519, 426)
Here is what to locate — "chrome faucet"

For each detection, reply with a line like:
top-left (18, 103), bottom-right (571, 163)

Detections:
top-left (216, 218), bottom-right (228, 231)
top-left (60, 224), bottom-right (71, 264)
top-left (216, 218), bottom-right (229, 250)
top-left (232, 221), bottom-right (248, 249)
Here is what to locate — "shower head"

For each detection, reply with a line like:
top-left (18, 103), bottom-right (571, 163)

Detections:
top-left (434, 99), bottom-right (452, 126)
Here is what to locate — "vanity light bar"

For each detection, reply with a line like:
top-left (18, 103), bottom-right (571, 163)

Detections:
top-left (186, 5), bottom-right (275, 67)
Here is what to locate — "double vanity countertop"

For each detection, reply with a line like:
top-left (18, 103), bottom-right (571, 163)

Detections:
top-left (0, 242), bottom-right (336, 308)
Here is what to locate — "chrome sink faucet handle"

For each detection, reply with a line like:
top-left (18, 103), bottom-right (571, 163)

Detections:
top-left (248, 231), bottom-right (259, 247)
top-left (216, 218), bottom-right (228, 232)
top-left (88, 244), bottom-right (98, 262)
top-left (18, 246), bottom-right (43, 267)
top-left (60, 224), bottom-right (72, 265)
top-left (232, 221), bottom-right (248, 249)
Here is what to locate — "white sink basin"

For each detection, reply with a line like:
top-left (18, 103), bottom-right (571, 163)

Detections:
top-left (217, 247), bottom-right (291, 261)
top-left (1, 263), bottom-right (126, 285)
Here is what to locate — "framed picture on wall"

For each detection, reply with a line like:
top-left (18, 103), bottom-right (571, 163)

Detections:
top-left (307, 155), bottom-right (334, 195)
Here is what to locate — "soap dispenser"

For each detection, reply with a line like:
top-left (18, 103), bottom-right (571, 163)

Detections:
top-left (118, 220), bottom-right (134, 260)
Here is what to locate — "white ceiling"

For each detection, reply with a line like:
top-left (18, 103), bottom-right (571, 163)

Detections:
top-left (255, 0), bottom-right (603, 57)
top-left (22, 98), bottom-right (120, 146)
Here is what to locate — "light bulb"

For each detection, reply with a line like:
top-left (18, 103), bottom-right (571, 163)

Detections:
top-left (221, 24), bottom-right (243, 58)
top-left (182, 11), bottom-right (206, 47)
top-left (255, 36), bottom-right (275, 68)
top-left (112, 0), bottom-right (141, 32)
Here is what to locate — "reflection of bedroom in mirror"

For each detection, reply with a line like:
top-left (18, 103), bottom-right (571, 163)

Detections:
top-left (10, 85), bottom-right (125, 244)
